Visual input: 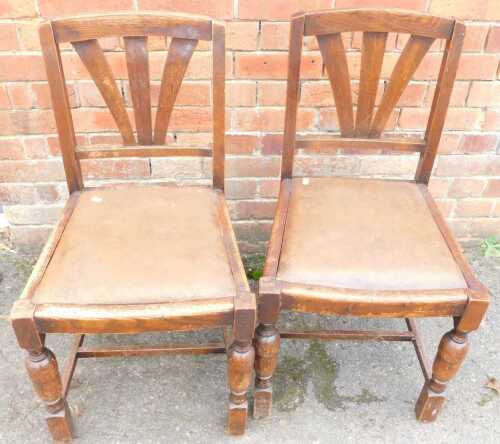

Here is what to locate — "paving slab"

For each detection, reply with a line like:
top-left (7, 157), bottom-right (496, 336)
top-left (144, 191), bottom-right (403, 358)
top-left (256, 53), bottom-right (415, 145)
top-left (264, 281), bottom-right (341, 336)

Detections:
top-left (0, 245), bottom-right (498, 443)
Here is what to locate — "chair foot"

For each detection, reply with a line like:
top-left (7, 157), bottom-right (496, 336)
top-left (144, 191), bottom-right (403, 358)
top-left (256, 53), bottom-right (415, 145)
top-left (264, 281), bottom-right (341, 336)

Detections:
top-left (253, 323), bottom-right (280, 419)
top-left (415, 328), bottom-right (469, 423)
top-left (26, 348), bottom-right (73, 442)
top-left (415, 383), bottom-right (445, 422)
top-left (227, 341), bottom-right (254, 436)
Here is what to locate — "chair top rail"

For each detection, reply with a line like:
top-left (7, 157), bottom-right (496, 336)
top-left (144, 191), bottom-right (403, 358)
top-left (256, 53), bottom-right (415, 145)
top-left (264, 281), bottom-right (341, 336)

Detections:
top-left (301, 8), bottom-right (455, 39)
top-left (51, 11), bottom-right (214, 43)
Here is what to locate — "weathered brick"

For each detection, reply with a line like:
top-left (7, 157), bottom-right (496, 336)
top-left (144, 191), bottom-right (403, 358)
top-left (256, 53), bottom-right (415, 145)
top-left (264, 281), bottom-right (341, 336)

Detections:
top-left (0, 56), bottom-right (46, 81)
top-left (0, 138), bottom-right (24, 160)
top-left (337, 0), bottom-right (426, 9)
top-left (455, 199), bottom-right (493, 218)
top-left (227, 81), bottom-right (257, 107)
top-left (225, 179), bottom-right (257, 199)
top-left (429, 0), bottom-right (499, 20)
top-left (0, 85), bottom-right (10, 110)
top-left (449, 178), bottom-right (487, 198)
top-left (226, 157), bottom-right (281, 178)
top-left (232, 108), bottom-right (316, 132)
top-left (262, 134), bottom-right (284, 155)
top-left (10, 226), bottom-right (52, 246)
top-left (150, 157), bottom-right (208, 180)
top-left (260, 22), bottom-right (290, 50)
top-left (81, 158), bottom-right (150, 180)
top-left (436, 155), bottom-right (500, 177)
top-left (467, 82), bottom-right (500, 107)
top-left (39, 0), bottom-right (134, 17)
top-left (227, 22), bottom-right (259, 50)
top-left (0, 160), bottom-right (65, 182)
top-left (294, 155), bottom-right (360, 177)
top-left (456, 54), bottom-right (498, 80)
top-left (235, 53), bottom-right (322, 79)
top-left (462, 24), bottom-right (489, 52)
top-left (0, 0), bottom-right (37, 18)
top-left (359, 155), bottom-right (418, 177)
top-left (426, 81), bottom-right (469, 107)
top-left (225, 135), bottom-right (259, 155)
top-left (458, 134), bottom-right (498, 154)
top-left (139, 0), bottom-right (233, 19)
top-left (238, 0), bottom-right (331, 20)
top-left (428, 177), bottom-right (451, 198)
top-left (259, 179), bottom-right (281, 198)
top-left (0, 23), bottom-right (18, 50)
top-left (483, 110), bottom-right (500, 131)
top-left (486, 26), bottom-right (500, 52)
top-left (229, 200), bottom-right (277, 220)
top-left (258, 81), bottom-right (287, 106)
top-left (483, 179), bottom-right (500, 197)
top-left (24, 137), bottom-right (50, 159)
top-left (4, 204), bottom-right (63, 225)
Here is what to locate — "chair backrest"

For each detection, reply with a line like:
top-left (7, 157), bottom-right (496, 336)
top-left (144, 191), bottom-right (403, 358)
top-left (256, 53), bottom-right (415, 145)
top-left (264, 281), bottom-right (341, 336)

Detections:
top-left (281, 9), bottom-right (465, 183)
top-left (39, 12), bottom-right (225, 192)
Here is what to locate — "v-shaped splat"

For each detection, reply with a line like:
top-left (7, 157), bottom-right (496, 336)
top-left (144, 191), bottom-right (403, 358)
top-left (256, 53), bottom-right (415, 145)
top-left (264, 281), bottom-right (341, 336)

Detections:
top-left (73, 39), bottom-right (135, 145)
top-left (153, 37), bottom-right (198, 145)
top-left (369, 35), bottom-right (434, 137)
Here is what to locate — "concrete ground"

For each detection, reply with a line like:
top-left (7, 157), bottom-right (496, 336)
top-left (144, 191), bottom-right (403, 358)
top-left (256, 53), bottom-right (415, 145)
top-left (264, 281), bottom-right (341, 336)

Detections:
top-left (0, 245), bottom-right (499, 443)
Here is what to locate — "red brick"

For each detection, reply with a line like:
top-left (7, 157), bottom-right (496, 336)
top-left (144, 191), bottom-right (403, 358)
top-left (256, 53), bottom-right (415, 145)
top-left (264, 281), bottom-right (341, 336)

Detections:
top-left (16, 22), bottom-right (40, 50)
top-left (467, 82), bottom-right (500, 107)
top-left (429, 0), bottom-right (499, 20)
top-left (486, 26), bottom-right (500, 52)
top-left (169, 108), bottom-right (213, 132)
top-left (258, 81), bottom-right (287, 106)
top-left (260, 23), bottom-right (290, 50)
top-left (483, 110), bottom-right (500, 131)
top-left (301, 81), bottom-right (335, 107)
top-left (225, 135), bottom-right (259, 155)
top-left (436, 156), bottom-right (500, 177)
top-left (444, 108), bottom-right (483, 130)
top-left (150, 157), bottom-right (208, 180)
top-left (262, 134), bottom-right (284, 155)
top-left (428, 177), bottom-right (451, 198)
top-left (0, 85), bottom-right (11, 109)
top-left (227, 81), bottom-right (257, 107)
top-left (139, 0), bottom-right (233, 19)
top-left (483, 180), bottom-right (500, 197)
top-left (225, 179), bottom-right (257, 199)
top-left (235, 53), bottom-right (322, 80)
top-left (455, 199), bottom-right (493, 217)
top-left (259, 179), bottom-right (281, 198)
top-left (226, 157), bottom-right (280, 178)
top-left (456, 55), bottom-right (498, 80)
top-left (81, 159), bottom-right (150, 180)
top-left (0, 23), bottom-right (18, 50)
top-left (0, 160), bottom-right (65, 182)
top-left (229, 200), bottom-right (277, 220)
top-left (458, 134), bottom-right (498, 154)
top-left (5, 110), bottom-right (57, 135)
top-left (0, 183), bottom-right (66, 205)
top-left (0, 138), bottom-right (24, 160)
top-left (227, 22), bottom-right (259, 50)
top-left (233, 221), bottom-right (272, 243)
top-left (321, 108), bottom-right (397, 132)
top-left (0, 0), bottom-right (37, 18)
top-left (295, 155), bottom-right (360, 176)
top-left (493, 202), bottom-right (500, 217)
top-left (7, 83), bottom-right (33, 109)
top-left (399, 83), bottom-right (428, 106)
top-left (238, 0), bottom-right (330, 20)
top-left (426, 81), bottom-right (469, 107)
top-left (437, 133), bottom-right (462, 154)
top-left (232, 108), bottom-right (315, 132)
top-left (462, 25), bottom-right (489, 52)
top-left (337, 0), bottom-right (425, 8)
top-left (39, 0), bottom-right (134, 17)
top-left (0, 56), bottom-right (46, 81)
top-left (359, 155), bottom-right (418, 176)
top-left (449, 178), bottom-right (487, 198)
top-left (435, 199), bottom-right (454, 217)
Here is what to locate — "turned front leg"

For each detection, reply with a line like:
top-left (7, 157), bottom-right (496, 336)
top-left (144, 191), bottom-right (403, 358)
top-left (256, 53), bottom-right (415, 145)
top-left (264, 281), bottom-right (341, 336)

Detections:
top-left (415, 329), bottom-right (469, 422)
top-left (253, 323), bottom-right (280, 419)
top-left (227, 341), bottom-right (254, 435)
top-left (26, 348), bottom-right (73, 442)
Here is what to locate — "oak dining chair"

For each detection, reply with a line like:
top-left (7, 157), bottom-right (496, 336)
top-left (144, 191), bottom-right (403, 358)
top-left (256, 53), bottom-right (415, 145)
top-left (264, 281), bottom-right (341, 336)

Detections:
top-left (254, 8), bottom-right (490, 423)
top-left (10, 12), bottom-right (255, 442)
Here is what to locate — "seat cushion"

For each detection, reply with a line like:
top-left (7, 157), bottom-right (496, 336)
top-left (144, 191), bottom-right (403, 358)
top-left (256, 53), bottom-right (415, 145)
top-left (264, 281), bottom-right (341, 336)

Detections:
top-left (277, 177), bottom-right (466, 291)
top-left (33, 185), bottom-right (236, 305)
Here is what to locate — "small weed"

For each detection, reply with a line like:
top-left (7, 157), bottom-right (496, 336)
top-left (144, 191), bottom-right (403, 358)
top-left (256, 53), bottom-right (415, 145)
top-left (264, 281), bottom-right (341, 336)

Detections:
top-left (242, 254), bottom-right (265, 280)
top-left (481, 236), bottom-right (500, 257)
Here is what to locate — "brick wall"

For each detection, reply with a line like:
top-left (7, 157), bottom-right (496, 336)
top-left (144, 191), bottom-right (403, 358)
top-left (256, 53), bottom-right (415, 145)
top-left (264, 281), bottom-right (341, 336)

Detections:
top-left (0, 0), bottom-right (499, 253)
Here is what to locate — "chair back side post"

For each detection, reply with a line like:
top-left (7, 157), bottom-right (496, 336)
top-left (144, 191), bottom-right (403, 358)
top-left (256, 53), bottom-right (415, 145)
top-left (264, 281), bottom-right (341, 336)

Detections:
top-left (280, 9), bottom-right (464, 183)
top-left (38, 13), bottom-right (225, 193)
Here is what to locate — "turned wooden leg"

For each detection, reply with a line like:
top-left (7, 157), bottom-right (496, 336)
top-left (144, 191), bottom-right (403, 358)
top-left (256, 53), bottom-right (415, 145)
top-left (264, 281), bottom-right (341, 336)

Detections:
top-left (26, 348), bottom-right (73, 443)
top-left (227, 340), bottom-right (254, 436)
top-left (253, 323), bottom-right (280, 419)
top-left (415, 329), bottom-right (469, 422)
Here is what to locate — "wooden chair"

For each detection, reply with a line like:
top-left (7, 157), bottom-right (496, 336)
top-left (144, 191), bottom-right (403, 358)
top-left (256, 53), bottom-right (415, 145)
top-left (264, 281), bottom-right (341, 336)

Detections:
top-left (10, 12), bottom-right (255, 442)
top-left (254, 9), bottom-right (490, 423)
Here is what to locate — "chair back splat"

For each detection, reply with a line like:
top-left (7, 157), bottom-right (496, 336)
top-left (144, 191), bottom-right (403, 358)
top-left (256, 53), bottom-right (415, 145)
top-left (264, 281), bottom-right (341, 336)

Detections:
top-left (281, 9), bottom-right (465, 183)
top-left (39, 12), bottom-right (226, 192)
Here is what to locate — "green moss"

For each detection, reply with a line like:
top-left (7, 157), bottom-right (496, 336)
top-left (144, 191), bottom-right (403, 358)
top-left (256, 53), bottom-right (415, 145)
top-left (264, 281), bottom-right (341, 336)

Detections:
top-left (274, 341), bottom-right (382, 412)
top-left (477, 392), bottom-right (497, 406)
top-left (242, 254), bottom-right (265, 280)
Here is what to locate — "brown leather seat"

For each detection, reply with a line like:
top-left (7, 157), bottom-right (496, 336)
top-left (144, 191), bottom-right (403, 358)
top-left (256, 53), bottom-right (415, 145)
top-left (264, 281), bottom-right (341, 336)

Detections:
top-left (277, 177), bottom-right (466, 291)
top-left (33, 185), bottom-right (236, 305)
